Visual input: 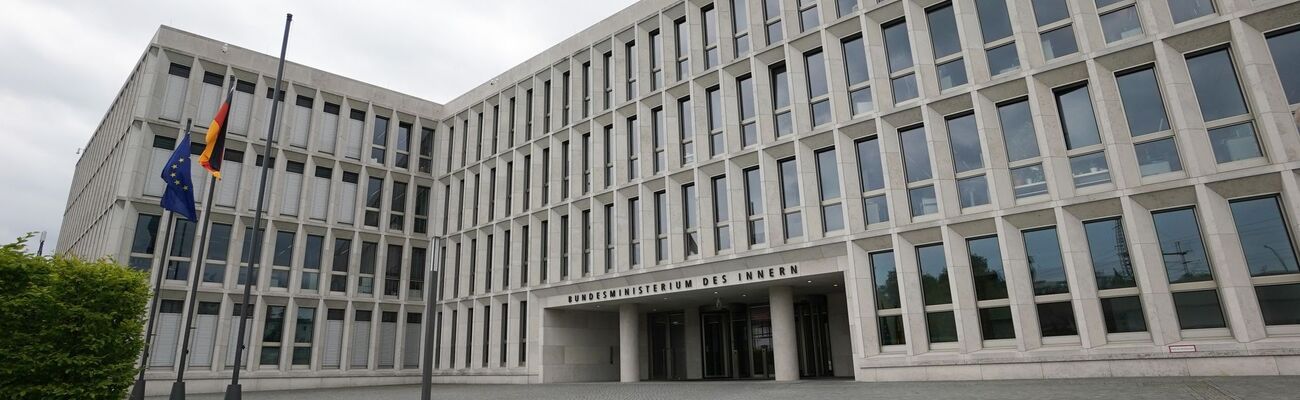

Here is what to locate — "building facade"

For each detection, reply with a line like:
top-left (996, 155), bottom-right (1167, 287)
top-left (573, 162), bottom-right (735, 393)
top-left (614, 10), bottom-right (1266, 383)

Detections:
top-left (59, 0), bottom-right (1300, 394)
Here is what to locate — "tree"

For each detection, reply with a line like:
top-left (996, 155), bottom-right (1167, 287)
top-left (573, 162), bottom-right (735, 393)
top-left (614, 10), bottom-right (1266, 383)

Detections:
top-left (0, 235), bottom-right (150, 400)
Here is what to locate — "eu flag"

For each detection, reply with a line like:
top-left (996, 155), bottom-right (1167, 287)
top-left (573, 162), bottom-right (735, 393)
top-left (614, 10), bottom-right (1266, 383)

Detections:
top-left (160, 133), bottom-right (198, 221)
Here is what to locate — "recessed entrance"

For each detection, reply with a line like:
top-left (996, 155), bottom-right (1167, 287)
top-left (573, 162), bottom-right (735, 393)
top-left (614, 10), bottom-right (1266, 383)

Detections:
top-left (648, 312), bottom-right (686, 380)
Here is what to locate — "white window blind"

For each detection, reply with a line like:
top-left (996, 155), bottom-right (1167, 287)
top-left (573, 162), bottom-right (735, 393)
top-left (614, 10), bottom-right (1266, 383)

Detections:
top-left (189, 313), bottom-right (218, 366)
top-left (215, 162), bottom-right (242, 207)
top-left (150, 312), bottom-right (181, 367)
top-left (162, 74), bottom-right (187, 121)
top-left (350, 321), bottom-right (371, 368)
top-left (322, 317), bottom-right (344, 368)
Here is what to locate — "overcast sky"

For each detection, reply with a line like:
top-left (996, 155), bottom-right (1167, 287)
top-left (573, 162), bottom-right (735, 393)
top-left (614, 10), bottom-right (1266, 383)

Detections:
top-left (0, 0), bottom-right (636, 252)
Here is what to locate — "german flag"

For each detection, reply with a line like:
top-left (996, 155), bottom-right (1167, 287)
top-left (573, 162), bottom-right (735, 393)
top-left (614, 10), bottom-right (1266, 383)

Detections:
top-left (199, 77), bottom-right (236, 179)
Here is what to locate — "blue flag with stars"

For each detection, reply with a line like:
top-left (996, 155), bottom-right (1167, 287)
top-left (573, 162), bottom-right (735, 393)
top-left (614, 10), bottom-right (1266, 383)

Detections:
top-left (160, 133), bottom-right (198, 221)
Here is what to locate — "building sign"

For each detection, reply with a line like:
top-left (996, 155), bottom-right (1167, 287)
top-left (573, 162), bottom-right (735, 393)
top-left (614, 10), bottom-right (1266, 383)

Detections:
top-left (565, 264), bottom-right (801, 305)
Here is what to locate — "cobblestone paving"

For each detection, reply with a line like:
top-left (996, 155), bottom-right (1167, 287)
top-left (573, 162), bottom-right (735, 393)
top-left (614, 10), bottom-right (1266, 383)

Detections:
top-left (151, 376), bottom-right (1300, 400)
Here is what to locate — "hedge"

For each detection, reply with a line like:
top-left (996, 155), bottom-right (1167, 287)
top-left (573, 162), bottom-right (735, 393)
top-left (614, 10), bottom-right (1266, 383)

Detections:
top-left (0, 235), bottom-right (150, 400)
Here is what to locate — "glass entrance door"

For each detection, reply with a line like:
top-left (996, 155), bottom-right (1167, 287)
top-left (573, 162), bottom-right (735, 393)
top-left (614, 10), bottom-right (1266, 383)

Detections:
top-left (795, 296), bottom-right (833, 378)
top-left (700, 310), bottom-right (731, 378)
top-left (748, 305), bottom-right (775, 379)
top-left (648, 312), bottom-right (686, 380)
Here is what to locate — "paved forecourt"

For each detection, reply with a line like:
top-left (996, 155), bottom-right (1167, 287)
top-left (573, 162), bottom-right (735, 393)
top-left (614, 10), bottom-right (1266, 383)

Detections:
top-left (147, 376), bottom-right (1300, 400)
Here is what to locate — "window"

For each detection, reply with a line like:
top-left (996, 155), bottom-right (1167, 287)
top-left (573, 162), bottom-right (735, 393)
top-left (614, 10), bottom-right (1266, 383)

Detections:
top-left (365, 176), bottom-right (383, 227)
top-left (815, 148), bottom-right (843, 233)
top-left (269, 230), bottom-right (293, 288)
top-left (390, 181), bottom-right (407, 232)
top-left (561, 216), bottom-right (571, 279)
top-left (805, 49), bottom-right (832, 127)
top-left (502, 230), bottom-right (512, 287)
top-left (543, 81), bottom-right (552, 133)
top-left (927, 3), bottom-right (967, 91)
top-left (359, 241), bottom-right (377, 295)
top-left (655, 191), bottom-right (669, 263)
top-left (301, 234), bottom-right (322, 291)
top-left (629, 198), bottom-right (641, 267)
top-left (683, 183), bottom-right (700, 257)
top-left (1100, 296), bottom-right (1147, 333)
top-left (1186, 48), bottom-right (1261, 164)
top-left (605, 204), bottom-right (616, 272)
top-left (562, 141), bottom-right (571, 198)
top-left (856, 137), bottom-right (888, 225)
top-left (744, 167), bottom-right (766, 246)
top-left (521, 225), bottom-right (530, 286)
top-left (293, 307), bottom-right (315, 366)
top-left (626, 41), bottom-right (638, 101)
top-left (525, 89), bottom-right (534, 140)
top-left (582, 134), bottom-right (592, 193)
top-left (1032, 0), bottom-right (1077, 61)
top-left (998, 99), bottom-right (1039, 162)
top-left (203, 223), bottom-right (231, 283)
top-left (842, 35), bottom-right (873, 116)
top-left (395, 122), bottom-right (411, 169)
top-left (197, 72), bottom-right (224, 128)
top-left (763, 0), bottom-right (784, 45)
top-left (1056, 84), bottom-right (1101, 150)
top-left (771, 63), bottom-right (794, 137)
top-left (464, 308), bottom-right (474, 369)
top-left (738, 75), bottom-right (758, 146)
top-left (582, 210), bottom-right (593, 274)
top-left (626, 117), bottom-right (639, 180)
top-left (707, 86), bottom-right (725, 157)
top-left (481, 306), bottom-right (491, 367)
top-left (371, 115), bottom-right (389, 164)
top-left (883, 19), bottom-right (917, 104)
top-left (732, 0), bottom-right (751, 57)
top-left (1168, 0), bottom-right (1215, 24)
top-left (713, 175), bottom-right (732, 252)
top-left (260, 305), bottom-right (286, 366)
top-left (778, 158), bottom-right (803, 240)
top-left (674, 19), bottom-right (690, 80)
top-left (280, 161), bottom-right (304, 217)
top-left (836, 0), bottom-right (858, 17)
top-left (650, 31), bottom-right (664, 91)
top-left (499, 303), bottom-right (509, 366)
top-left (797, 0), bottom-right (820, 32)
top-left (1266, 28), bottom-right (1300, 105)
top-left (702, 5), bottom-right (720, 69)
top-left (410, 247), bottom-right (426, 299)
top-left (1084, 218), bottom-right (1135, 290)
top-left (652, 108), bottom-right (666, 174)
top-left (871, 251), bottom-right (905, 346)
top-left (1152, 207), bottom-right (1227, 330)
top-left (968, 236), bottom-right (1013, 340)
top-left (917, 244), bottom-right (957, 343)
top-left (330, 238), bottom-right (350, 293)
top-left (602, 52), bottom-right (614, 110)
top-left (518, 301), bottom-right (528, 365)
top-left (947, 113), bottom-right (986, 208)
top-left (900, 126), bottom-right (936, 217)
top-left (1098, 1), bottom-right (1142, 44)
top-left (161, 63), bottom-right (189, 121)
top-left (603, 125), bottom-right (614, 188)
top-left (384, 245), bottom-right (402, 297)
top-left (523, 155), bottom-right (532, 210)
top-left (1069, 151), bottom-right (1111, 188)
top-left (128, 213), bottom-right (161, 271)
top-left (1222, 197), bottom-right (1300, 326)
top-left (562, 72), bottom-right (571, 127)
top-left (679, 97), bottom-right (696, 165)
top-left (1023, 228), bottom-right (1077, 337)
top-left (975, 0), bottom-right (1019, 75)
top-left (415, 186), bottom-right (430, 234)
top-left (469, 239), bottom-right (478, 291)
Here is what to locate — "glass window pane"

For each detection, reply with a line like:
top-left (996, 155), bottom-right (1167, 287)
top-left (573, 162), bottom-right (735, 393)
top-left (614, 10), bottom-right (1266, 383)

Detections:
top-left (926, 311), bottom-right (959, 343)
top-left (1266, 29), bottom-right (1300, 104)
top-left (1115, 67), bottom-right (1170, 136)
top-left (1100, 7), bottom-right (1142, 43)
top-left (1256, 283), bottom-right (1300, 326)
top-left (1084, 218), bottom-right (1136, 290)
top-left (975, 0), bottom-right (1013, 43)
top-left (998, 100), bottom-right (1039, 161)
top-left (843, 36), bottom-right (870, 86)
top-left (957, 175), bottom-right (990, 208)
top-left (784, 211), bottom-right (803, 239)
top-left (1187, 49), bottom-right (1248, 122)
top-left (936, 59), bottom-right (968, 90)
top-left (850, 88), bottom-right (873, 115)
top-left (1229, 196), bottom-right (1300, 277)
top-left (816, 149), bottom-right (841, 201)
top-left (823, 203), bottom-right (844, 232)
top-left (1100, 296), bottom-right (1148, 333)
top-left (918, 243), bottom-right (951, 305)
top-left (883, 20), bottom-right (914, 73)
top-left (1040, 25), bottom-right (1078, 60)
top-left (927, 4), bottom-right (961, 58)
top-left (1011, 164), bottom-right (1048, 198)
top-left (778, 158), bottom-right (800, 208)
top-left (1057, 84), bottom-right (1101, 149)
top-left (1172, 290), bottom-right (1227, 329)
top-left (892, 74), bottom-right (919, 104)
top-left (968, 236), bottom-right (1008, 300)
top-left (1207, 122), bottom-right (1262, 163)
top-left (744, 167), bottom-right (764, 215)
top-left (864, 195), bottom-right (890, 224)
top-left (1070, 152), bottom-right (1111, 188)
top-left (979, 306), bottom-right (1016, 340)
top-left (946, 113), bottom-right (983, 173)
top-left (805, 50), bottom-right (829, 98)
top-left (811, 100), bottom-right (832, 127)
top-left (1135, 138), bottom-right (1183, 176)
top-left (1037, 301), bottom-right (1078, 336)
top-left (1031, 0), bottom-right (1070, 26)
top-left (909, 185), bottom-right (938, 217)
top-left (1024, 227), bottom-right (1069, 295)
top-left (1168, 0), bottom-right (1215, 24)
top-left (856, 137), bottom-right (885, 191)
top-left (871, 251), bottom-right (901, 309)
top-left (900, 126), bottom-right (932, 183)
top-left (986, 43), bottom-right (1020, 76)
top-left (879, 315), bottom-right (906, 345)
top-left (776, 111), bottom-right (794, 136)
top-left (772, 65), bottom-right (791, 109)
top-left (1151, 208), bottom-right (1214, 283)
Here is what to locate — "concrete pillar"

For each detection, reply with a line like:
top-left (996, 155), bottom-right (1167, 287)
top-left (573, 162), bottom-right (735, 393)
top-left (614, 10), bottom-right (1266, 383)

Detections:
top-left (684, 307), bottom-right (703, 379)
top-left (769, 286), bottom-right (799, 381)
top-left (619, 303), bottom-right (640, 382)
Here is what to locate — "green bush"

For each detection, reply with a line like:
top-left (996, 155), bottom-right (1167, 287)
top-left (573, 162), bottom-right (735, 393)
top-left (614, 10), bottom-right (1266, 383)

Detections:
top-left (0, 235), bottom-right (150, 400)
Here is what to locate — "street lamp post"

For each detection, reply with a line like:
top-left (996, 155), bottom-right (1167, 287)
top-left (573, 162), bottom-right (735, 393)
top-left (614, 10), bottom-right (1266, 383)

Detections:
top-left (421, 236), bottom-right (444, 400)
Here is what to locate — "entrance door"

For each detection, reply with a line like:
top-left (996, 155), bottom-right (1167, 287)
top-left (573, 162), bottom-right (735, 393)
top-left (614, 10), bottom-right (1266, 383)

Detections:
top-left (700, 311), bottom-right (730, 378)
top-left (648, 312), bottom-right (686, 380)
top-left (795, 296), bottom-right (833, 378)
top-left (748, 305), bottom-right (775, 379)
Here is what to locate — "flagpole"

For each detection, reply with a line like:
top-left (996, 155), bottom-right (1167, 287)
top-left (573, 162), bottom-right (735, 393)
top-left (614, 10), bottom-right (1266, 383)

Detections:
top-left (129, 210), bottom-right (177, 400)
top-left (420, 237), bottom-right (444, 400)
top-left (169, 119), bottom-right (219, 400)
top-left (226, 13), bottom-right (291, 400)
